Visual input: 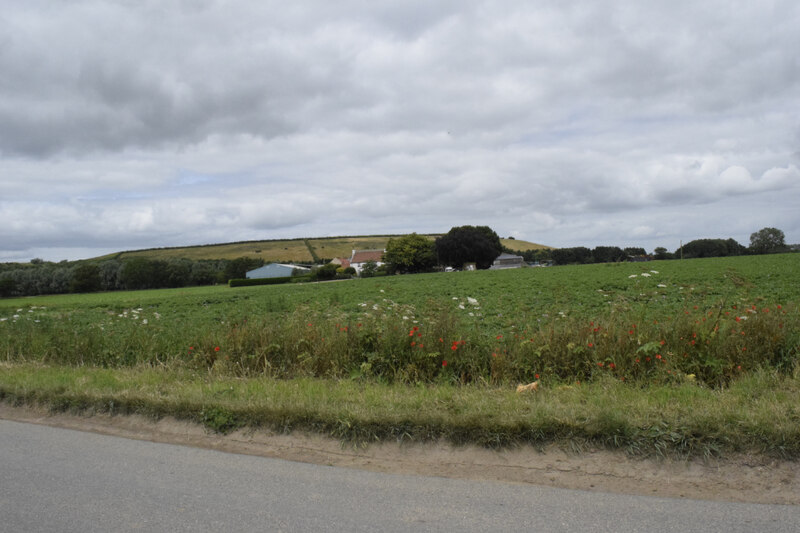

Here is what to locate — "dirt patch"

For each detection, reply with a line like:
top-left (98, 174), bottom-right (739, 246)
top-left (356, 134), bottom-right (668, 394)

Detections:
top-left (2, 403), bottom-right (797, 505)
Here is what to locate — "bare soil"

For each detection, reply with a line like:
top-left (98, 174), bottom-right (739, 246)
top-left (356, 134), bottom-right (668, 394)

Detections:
top-left (2, 404), bottom-right (797, 505)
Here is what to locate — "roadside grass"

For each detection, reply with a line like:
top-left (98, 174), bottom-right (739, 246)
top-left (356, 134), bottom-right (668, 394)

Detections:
top-left (1, 363), bottom-right (799, 459)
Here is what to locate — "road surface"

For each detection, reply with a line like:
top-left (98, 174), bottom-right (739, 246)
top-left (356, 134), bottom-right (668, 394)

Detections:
top-left (1, 419), bottom-right (797, 532)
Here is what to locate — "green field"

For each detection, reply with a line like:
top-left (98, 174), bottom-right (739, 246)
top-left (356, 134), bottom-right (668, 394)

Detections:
top-left (2, 254), bottom-right (799, 458)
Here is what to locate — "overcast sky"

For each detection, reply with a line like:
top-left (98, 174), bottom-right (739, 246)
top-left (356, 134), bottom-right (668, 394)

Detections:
top-left (1, 0), bottom-right (799, 262)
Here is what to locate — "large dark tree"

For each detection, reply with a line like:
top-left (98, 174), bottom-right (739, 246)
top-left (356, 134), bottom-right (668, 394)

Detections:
top-left (677, 238), bottom-right (745, 259)
top-left (749, 227), bottom-right (786, 255)
top-left (551, 246), bottom-right (593, 265)
top-left (592, 246), bottom-right (626, 263)
top-left (435, 226), bottom-right (503, 270)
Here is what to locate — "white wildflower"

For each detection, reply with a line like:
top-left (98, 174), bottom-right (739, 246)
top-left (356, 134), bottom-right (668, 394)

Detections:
top-left (458, 304), bottom-right (465, 309)
top-left (739, 316), bottom-right (748, 321)
top-left (452, 297), bottom-right (459, 300)
top-left (467, 297), bottom-right (478, 305)
top-left (468, 312), bottom-right (474, 316)
top-left (12, 314), bottom-right (20, 319)
top-left (402, 316), bottom-right (409, 320)
top-left (650, 270), bottom-right (659, 274)
top-left (379, 289), bottom-right (385, 293)
top-left (641, 273), bottom-right (651, 277)
top-left (16, 309), bottom-right (23, 312)
top-left (142, 319), bottom-right (148, 325)
top-left (657, 284), bottom-right (667, 288)
top-left (0, 318), bottom-right (7, 322)
top-left (628, 274), bottom-right (637, 278)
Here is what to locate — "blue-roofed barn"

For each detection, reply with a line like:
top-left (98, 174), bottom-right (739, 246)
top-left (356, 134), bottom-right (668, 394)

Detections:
top-left (246, 263), bottom-right (310, 279)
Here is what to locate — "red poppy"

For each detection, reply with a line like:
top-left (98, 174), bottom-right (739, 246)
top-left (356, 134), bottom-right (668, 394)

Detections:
top-left (588, 342), bottom-right (594, 348)
top-left (442, 360), bottom-right (448, 367)
top-left (214, 346), bottom-right (220, 352)
top-left (535, 373), bottom-right (540, 379)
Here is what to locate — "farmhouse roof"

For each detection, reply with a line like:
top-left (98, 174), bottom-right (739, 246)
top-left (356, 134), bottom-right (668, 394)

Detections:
top-left (330, 257), bottom-right (351, 268)
top-left (350, 249), bottom-right (384, 264)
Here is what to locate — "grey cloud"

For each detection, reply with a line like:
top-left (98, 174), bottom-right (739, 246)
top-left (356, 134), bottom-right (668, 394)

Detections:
top-left (1, 1), bottom-right (799, 261)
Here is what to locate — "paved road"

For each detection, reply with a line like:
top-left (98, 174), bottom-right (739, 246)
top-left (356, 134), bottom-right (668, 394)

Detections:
top-left (1, 419), bottom-right (797, 532)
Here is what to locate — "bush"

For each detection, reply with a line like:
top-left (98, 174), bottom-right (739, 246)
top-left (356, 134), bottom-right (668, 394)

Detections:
top-left (229, 276), bottom-right (294, 287)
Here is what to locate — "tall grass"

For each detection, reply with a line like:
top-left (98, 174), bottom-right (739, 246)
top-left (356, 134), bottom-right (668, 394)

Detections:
top-left (2, 297), bottom-right (797, 388)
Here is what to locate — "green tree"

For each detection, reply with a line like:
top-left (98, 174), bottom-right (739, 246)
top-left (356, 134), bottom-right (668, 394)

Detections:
top-left (120, 258), bottom-right (159, 290)
top-left (435, 225), bottom-right (503, 270)
top-left (384, 233), bottom-right (437, 274)
top-left (359, 260), bottom-right (378, 278)
top-left (592, 246), bottom-right (626, 263)
top-left (623, 247), bottom-right (647, 257)
top-left (70, 263), bottom-right (102, 293)
top-left (653, 247), bottom-right (673, 260)
top-left (312, 263), bottom-right (338, 281)
top-left (0, 276), bottom-right (15, 298)
top-left (224, 257), bottom-right (264, 281)
top-left (749, 227), bottom-right (786, 254)
top-left (678, 238), bottom-right (745, 259)
top-left (551, 247), bottom-right (592, 265)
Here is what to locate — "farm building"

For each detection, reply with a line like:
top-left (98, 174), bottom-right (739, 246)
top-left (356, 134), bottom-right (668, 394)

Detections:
top-left (246, 263), bottom-right (311, 279)
top-left (330, 257), bottom-right (351, 269)
top-left (349, 249), bottom-right (385, 274)
top-left (489, 253), bottom-right (525, 270)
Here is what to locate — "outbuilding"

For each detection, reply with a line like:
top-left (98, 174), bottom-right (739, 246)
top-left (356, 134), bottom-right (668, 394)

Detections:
top-left (246, 263), bottom-right (311, 279)
top-left (489, 253), bottom-right (525, 270)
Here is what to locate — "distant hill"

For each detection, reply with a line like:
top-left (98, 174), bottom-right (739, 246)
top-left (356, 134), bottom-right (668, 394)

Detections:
top-left (94, 235), bottom-right (551, 263)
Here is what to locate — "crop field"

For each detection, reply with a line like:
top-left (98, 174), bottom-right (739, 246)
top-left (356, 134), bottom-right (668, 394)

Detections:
top-left (2, 253), bottom-right (799, 457)
top-left (2, 253), bottom-right (798, 387)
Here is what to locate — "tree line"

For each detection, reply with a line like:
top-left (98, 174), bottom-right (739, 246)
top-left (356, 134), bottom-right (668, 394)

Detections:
top-left (523, 227), bottom-right (790, 265)
top-left (380, 226), bottom-right (791, 270)
top-left (0, 256), bottom-right (268, 298)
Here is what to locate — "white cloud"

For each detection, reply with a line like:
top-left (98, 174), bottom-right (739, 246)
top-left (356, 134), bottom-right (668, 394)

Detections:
top-left (1, 0), bottom-right (799, 262)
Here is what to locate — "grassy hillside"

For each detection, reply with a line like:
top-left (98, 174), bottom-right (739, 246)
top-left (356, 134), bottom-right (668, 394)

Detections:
top-left (98, 235), bottom-right (550, 262)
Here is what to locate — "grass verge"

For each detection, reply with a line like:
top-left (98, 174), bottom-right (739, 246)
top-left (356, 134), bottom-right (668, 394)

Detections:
top-left (2, 362), bottom-right (799, 460)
